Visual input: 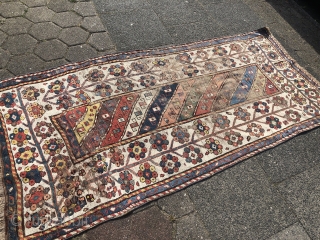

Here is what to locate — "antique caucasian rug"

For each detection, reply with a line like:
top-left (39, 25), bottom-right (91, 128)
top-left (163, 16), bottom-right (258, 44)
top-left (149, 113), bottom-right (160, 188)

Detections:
top-left (0, 28), bottom-right (319, 239)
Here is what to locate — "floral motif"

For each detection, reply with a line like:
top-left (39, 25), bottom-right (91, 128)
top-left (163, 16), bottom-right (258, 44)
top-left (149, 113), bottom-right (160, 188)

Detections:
top-left (27, 103), bottom-right (45, 119)
top-left (160, 71), bottom-right (178, 81)
top-left (15, 146), bottom-right (38, 165)
top-left (107, 147), bottom-right (125, 167)
top-left (138, 162), bottom-right (158, 185)
top-left (48, 80), bottom-right (65, 94)
top-left (24, 186), bottom-right (51, 211)
top-left (294, 79), bottom-right (308, 89)
top-left (0, 92), bottom-right (17, 108)
top-left (213, 114), bottom-right (230, 129)
top-left (34, 121), bottom-right (55, 139)
top-left (272, 96), bottom-right (288, 106)
top-left (86, 69), bottom-right (105, 82)
top-left (88, 154), bottom-right (108, 173)
top-left (284, 109), bottom-right (301, 122)
top-left (127, 141), bottom-right (147, 160)
top-left (267, 51), bottom-right (278, 60)
top-left (61, 194), bottom-right (87, 216)
top-left (171, 126), bottom-right (190, 144)
top-left (75, 90), bottom-right (91, 104)
top-left (248, 44), bottom-right (260, 53)
top-left (230, 43), bottom-right (242, 53)
top-left (175, 53), bottom-right (192, 63)
top-left (86, 194), bottom-right (95, 203)
top-left (233, 107), bottom-right (250, 121)
top-left (42, 138), bottom-right (65, 156)
top-left (139, 75), bottom-right (157, 87)
top-left (272, 73), bottom-right (285, 84)
top-left (274, 61), bottom-right (287, 68)
top-left (98, 176), bottom-right (117, 198)
top-left (10, 128), bottom-right (31, 146)
top-left (303, 105), bottom-right (320, 117)
top-left (254, 54), bottom-right (266, 63)
top-left (50, 154), bottom-right (72, 176)
top-left (45, 104), bottom-right (52, 111)
top-left (305, 88), bottom-right (319, 99)
top-left (224, 131), bottom-right (244, 147)
top-left (118, 171), bottom-right (135, 193)
top-left (95, 83), bottom-right (113, 97)
top-left (192, 119), bottom-right (210, 136)
top-left (56, 175), bottom-right (80, 198)
top-left (152, 58), bottom-right (169, 67)
top-left (196, 50), bottom-right (209, 60)
top-left (261, 63), bottom-right (274, 73)
top-left (79, 169), bottom-right (86, 176)
top-left (130, 61), bottom-right (148, 73)
top-left (149, 133), bottom-right (169, 152)
top-left (108, 64), bottom-right (127, 77)
top-left (25, 208), bottom-right (51, 229)
top-left (160, 154), bottom-right (181, 174)
top-left (283, 69), bottom-right (297, 79)
top-left (239, 54), bottom-right (250, 63)
top-left (246, 123), bottom-right (265, 137)
top-left (204, 62), bottom-right (217, 72)
top-left (221, 58), bottom-right (236, 67)
top-left (212, 46), bottom-right (228, 56)
top-left (182, 65), bottom-right (199, 77)
top-left (253, 101), bottom-right (270, 114)
top-left (291, 93), bottom-right (306, 105)
top-left (56, 95), bottom-right (74, 110)
top-left (20, 164), bottom-right (46, 186)
top-left (67, 74), bottom-right (80, 88)
top-left (266, 116), bottom-right (282, 129)
top-left (5, 109), bottom-right (24, 126)
top-left (183, 145), bottom-right (203, 164)
top-left (21, 86), bottom-right (40, 101)
top-left (116, 79), bottom-right (134, 92)
top-left (204, 138), bottom-right (223, 155)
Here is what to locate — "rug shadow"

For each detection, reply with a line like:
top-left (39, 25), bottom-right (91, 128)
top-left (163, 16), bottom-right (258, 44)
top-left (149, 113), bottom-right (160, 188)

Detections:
top-left (266, 0), bottom-right (320, 55)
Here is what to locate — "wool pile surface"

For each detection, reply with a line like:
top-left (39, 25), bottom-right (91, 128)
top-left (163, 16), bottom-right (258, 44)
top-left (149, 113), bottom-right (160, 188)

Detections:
top-left (0, 28), bottom-right (319, 239)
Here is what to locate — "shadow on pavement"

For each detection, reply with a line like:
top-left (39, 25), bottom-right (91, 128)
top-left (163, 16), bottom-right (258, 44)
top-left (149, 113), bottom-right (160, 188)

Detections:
top-left (266, 0), bottom-right (320, 55)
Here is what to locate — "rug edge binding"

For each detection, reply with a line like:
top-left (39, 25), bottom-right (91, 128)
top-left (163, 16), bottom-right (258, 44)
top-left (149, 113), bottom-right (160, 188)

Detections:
top-left (0, 144), bottom-right (7, 240)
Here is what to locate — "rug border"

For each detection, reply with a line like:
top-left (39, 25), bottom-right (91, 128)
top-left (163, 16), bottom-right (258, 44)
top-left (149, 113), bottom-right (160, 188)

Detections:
top-left (0, 27), bottom-right (319, 240)
top-left (0, 29), bottom-right (262, 91)
top-left (0, 144), bottom-right (7, 240)
top-left (59, 120), bottom-right (320, 240)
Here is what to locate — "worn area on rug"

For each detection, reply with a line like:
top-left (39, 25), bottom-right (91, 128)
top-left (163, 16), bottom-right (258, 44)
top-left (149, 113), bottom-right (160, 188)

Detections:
top-left (0, 28), bottom-right (319, 239)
